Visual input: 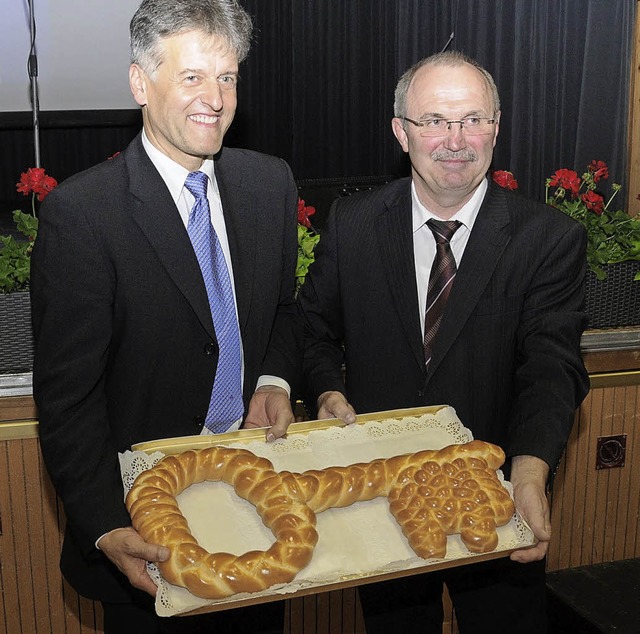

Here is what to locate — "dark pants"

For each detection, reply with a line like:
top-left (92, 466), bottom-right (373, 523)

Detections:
top-left (358, 558), bottom-right (548, 634)
top-left (102, 594), bottom-right (285, 634)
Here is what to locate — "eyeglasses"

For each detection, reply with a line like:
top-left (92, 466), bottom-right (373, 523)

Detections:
top-left (399, 116), bottom-right (497, 137)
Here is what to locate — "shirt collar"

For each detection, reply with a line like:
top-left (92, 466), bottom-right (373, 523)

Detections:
top-left (411, 177), bottom-right (488, 234)
top-left (141, 130), bottom-right (217, 204)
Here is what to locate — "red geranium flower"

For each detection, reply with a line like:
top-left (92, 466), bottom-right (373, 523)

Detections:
top-left (491, 161), bottom-right (639, 282)
top-left (16, 167), bottom-right (58, 202)
top-left (492, 170), bottom-right (519, 191)
top-left (548, 169), bottom-right (581, 197)
top-left (297, 198), bottom-right (316, 228)
top-left (581, 190), bottom-right (604, 215)
top-left (588, 160), bottom-right (609, 183)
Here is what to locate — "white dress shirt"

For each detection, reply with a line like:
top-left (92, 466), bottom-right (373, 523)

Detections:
top-left (412, 178), bottom-right (487, 334)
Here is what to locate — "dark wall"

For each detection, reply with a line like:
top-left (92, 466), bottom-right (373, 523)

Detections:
top-left (235, 0), bottom-right (636, 198)
top-left (0, 0), bottom-right (635, 217)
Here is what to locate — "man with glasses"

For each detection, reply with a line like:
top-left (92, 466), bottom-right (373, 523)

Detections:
top-left (299, 51), bottom-right (589, 632)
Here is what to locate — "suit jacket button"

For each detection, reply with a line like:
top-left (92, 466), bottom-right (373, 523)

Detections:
top-left (417, 390), bottom-right (424, 397)
top-left (204, 342), bottom-right (216, 355)
top-left (193, 415), bottom-right (205, 427)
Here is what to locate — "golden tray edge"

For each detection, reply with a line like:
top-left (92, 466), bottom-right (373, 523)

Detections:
top-left (131, 404), bottom-right (449, 454)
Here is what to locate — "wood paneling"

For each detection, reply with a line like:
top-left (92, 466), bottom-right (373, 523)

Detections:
top-left (583, 349), bottom-right (640, 374)
top-left (0, 437), bottom-right (102, 633)
top-left (0, 397), bottom-right (37, 424)
top-left (286, 590), bottom-right (365, 634)
top-left (547, 382), bottom-right (640, 571)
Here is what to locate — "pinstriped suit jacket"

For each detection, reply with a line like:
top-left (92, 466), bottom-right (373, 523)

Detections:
top-left (300, 177), bottom-right (589, 477)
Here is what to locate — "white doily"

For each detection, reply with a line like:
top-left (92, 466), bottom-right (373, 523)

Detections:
top-left (119, 406), bottom-right (534, 616)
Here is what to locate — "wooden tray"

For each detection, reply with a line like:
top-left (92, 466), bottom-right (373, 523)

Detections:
top-left (125, 405), bottom-right (534, 616)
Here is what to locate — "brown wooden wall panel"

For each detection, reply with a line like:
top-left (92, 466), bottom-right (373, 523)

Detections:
top-left (0, 397), bottom-right (37, 424)
top-left (285, 589), bottom-right (366, 634)
top-left (0, 441), bottom-right (20, 633)
top-left (547, 382), bottom-right (640, 572)
top-left (0, 437), bottom-right (102, 634)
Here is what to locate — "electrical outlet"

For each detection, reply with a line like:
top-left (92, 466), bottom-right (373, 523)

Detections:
top-left (596, 434), bottom-right (626, 469)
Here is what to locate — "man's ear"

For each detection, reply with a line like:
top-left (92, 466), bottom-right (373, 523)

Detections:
top-left (391, 117), bottom-right (409, 153)
top-left (129, 64), bottom-right (148, 106)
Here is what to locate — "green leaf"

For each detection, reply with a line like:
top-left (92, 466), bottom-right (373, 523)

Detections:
top-left (0, 211), bottom-right (37, 293)
top-left (13, 210), bottom-right (38, 239)
top-left (295, 224), bottom-right (320, 294)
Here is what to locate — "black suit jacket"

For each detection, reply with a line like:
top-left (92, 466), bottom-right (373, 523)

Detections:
top-left (31, 134), bottom-right (301, 600)
top-left (300, 178), bottom-right (589, 474)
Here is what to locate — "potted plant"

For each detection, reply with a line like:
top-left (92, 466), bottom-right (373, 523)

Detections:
top-left (295, 198), bottom-right (320, 294)
top-left (0, 167), bottom-right (57, 374)
top-left (493, 162), bottom-right (640, 329)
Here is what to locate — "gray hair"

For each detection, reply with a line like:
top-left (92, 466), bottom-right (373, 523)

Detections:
top-left (394, 51), bottom-right (500, 118)
top-left (130, 0), bottom-right (253, 75)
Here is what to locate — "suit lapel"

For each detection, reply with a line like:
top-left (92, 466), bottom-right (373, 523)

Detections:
top-left (375, 182), bottom-right (425, 371)
top-left (427, 183), bottom-right (512, 379)
top-left (125, 135), bottom-right (215, 338)
top-left (215, 149), bottom-right (255, 333)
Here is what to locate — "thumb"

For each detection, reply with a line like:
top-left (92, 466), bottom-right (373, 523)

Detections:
top-left (534, 512), bottom-right (552, 542)
top-left (266, 410), bottom-right (294, 442)
top-left (318, 393), bottom-right (356, 424)
top-left (130, 540), bottom-right (170, 563)
top-left (149, 544), bottom-right (171, 562)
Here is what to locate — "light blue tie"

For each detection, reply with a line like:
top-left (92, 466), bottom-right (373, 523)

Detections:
top-left (185, 171), bottom-right (243, 433)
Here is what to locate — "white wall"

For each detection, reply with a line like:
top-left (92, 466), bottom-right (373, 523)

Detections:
top-left (0, 0), bottom-right (141, 111)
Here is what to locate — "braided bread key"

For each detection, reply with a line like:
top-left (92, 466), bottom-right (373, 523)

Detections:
top-left (125, 439), bottom-right (514, 600)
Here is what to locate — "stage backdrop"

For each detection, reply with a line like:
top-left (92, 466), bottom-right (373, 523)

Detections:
top-left (235, 0), bottom-right (636, 199)
top-left (0, 0), bottom-right (636, 210)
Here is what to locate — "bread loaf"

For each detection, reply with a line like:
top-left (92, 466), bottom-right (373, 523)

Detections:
top-left (125, 439), bottom-right (514, 599)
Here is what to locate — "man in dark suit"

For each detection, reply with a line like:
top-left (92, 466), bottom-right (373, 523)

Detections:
top-left (299, 51), bottom-right (590, 633)
top-left (30, 1), bottom-right (299, 631)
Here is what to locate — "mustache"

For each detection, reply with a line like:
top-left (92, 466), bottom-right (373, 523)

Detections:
top-left (431, 150), bottom-right (477, 162)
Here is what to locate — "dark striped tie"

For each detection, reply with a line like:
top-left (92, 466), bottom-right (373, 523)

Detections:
top-left (423, 219), bottom-right (461, 369)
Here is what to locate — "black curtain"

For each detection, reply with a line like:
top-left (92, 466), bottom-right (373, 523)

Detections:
top-left (236, 0), bottom-right (636, 201)
top-left (1, 0), bottom-right (634, 210)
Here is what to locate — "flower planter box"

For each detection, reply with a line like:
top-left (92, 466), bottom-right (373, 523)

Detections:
top-left (0, 290), bottom-right (34, 374)
top-left (0, 264), bottom-right (636, 374)
top-left (585, 261), bottom-right (640, 329)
